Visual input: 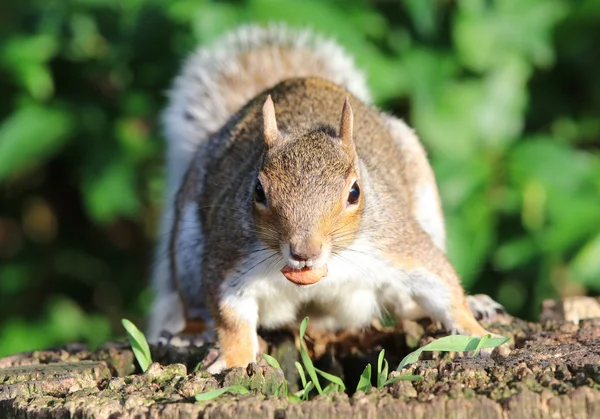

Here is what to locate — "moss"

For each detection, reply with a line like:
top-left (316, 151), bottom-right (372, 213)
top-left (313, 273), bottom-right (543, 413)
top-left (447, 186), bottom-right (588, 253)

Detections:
top-left (221, 364), bottom-right (286, 396)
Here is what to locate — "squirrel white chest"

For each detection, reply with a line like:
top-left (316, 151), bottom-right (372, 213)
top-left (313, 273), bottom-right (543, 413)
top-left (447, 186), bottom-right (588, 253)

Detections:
top-left (220, 238), bottom-right (418, 331)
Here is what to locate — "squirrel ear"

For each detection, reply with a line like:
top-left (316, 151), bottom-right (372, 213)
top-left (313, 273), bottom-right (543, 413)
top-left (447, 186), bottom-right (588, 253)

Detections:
top-left (262, 95), bottom-right (280, 148)
top-left (339, 97), bottom-right (354, 149)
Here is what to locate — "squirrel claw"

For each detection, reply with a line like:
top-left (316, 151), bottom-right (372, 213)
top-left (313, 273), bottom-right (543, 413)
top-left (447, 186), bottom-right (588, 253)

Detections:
top-left (204, 349), bottom-right (226, 374)
top-left (206, 359), bottom-right (228, 375)
top-left (467, 294), bottom-right (508, 322)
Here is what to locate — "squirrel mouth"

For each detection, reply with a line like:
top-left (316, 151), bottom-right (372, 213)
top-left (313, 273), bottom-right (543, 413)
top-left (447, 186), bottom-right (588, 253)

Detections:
top-left (281, 265), bottom-right (328, 286)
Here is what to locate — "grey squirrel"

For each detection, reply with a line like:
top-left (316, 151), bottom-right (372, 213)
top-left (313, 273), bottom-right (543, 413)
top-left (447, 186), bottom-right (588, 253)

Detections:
top-left (148, 23), bottom-right (506, 372)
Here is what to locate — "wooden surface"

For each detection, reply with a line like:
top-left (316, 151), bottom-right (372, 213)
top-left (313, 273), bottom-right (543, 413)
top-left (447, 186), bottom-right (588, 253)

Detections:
top-left (1, 297), bottom-right (600, 418)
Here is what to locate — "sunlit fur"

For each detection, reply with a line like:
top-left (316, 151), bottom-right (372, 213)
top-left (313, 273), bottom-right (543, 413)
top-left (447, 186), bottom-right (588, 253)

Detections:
top-left (148, 23), bottom-right (370, 342)
top-left (254, 128), bottom-right (363, 271)
top-left (150, 24), bottom-right (503, 373)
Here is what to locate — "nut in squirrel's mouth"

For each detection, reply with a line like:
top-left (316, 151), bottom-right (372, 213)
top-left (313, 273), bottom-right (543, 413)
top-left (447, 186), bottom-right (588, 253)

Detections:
top-left (281, 265), bottom-right (328, 286)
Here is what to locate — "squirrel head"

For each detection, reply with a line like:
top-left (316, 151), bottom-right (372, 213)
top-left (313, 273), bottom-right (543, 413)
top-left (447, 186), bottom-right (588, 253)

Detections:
top-left (253, 96), bottom-right (363, 286)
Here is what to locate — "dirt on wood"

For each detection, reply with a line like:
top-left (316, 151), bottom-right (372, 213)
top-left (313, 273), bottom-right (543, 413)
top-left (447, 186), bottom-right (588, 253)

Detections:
top-left (1, 297), bottom-right (599, 418)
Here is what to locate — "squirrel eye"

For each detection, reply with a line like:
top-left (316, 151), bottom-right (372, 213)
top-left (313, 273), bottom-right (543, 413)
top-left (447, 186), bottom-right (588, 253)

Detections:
top-left (254, 180), bottom-right (267, 205)
top-left (347, 181), bottom-right (360, 205)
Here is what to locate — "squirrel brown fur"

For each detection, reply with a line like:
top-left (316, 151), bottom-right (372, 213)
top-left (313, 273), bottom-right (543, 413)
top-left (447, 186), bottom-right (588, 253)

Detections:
top-left (148, 24), bottom-right (505, 373)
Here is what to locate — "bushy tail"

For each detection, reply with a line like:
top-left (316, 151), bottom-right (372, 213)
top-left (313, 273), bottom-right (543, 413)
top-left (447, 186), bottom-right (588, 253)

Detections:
top-left (162, 23), bottom-right (371, 192)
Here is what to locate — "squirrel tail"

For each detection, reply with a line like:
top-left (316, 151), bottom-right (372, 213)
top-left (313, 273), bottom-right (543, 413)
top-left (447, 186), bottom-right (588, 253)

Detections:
top-left (162, 23), bottom-right (371, 191)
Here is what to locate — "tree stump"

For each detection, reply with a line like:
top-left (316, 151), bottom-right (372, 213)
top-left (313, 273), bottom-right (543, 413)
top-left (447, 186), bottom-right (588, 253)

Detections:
top-left (1, 297), bottom-right (599, 418)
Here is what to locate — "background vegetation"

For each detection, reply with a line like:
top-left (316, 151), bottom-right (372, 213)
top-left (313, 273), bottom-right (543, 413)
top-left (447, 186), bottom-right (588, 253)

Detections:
top-left (1, 0), bottom-right (599, 357)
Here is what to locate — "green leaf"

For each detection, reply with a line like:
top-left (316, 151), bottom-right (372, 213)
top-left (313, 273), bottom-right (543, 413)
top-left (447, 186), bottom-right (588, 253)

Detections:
top-left (1, 34), bottom-right (59, 65)
top-left (295, 361), bottom-right (308, 388)
top-left (262, 353), bottom-right (281, 370)
top-left (496, 279), bottom-right (528, 314)
top-left (473, 334), bottom-right (491, 356)
top-left (193, 362), bottom-right (202, 373)
top-left (299, 341), bottom-right (323, 395)
top-left (356, 364), bottom-right (372, 393)
top-left (0, 106), bottom-right (73, 181)
top-left (18, 63), bottom-right (55, 100)
top-left (454, 0), bottom-right (566, 71)
top-left (377, 349), bottom-right (386, 389)
top-left (191, 2), bottom-right (242, 41)
top-left (322, 383), bottom-right (337, 395)
top-left (404, 0), bottom-right (438, 38)
top-left (379, 311), bottom-right (397, 328)
top-left (293, 388), bottom-right (305, 398)
top-left (507, 139), bottom-right (600, 251)
top-left (302, 382), bottom-right (314, 400)
top-left (263, 354), bottom-right (287, 397)
top-left (397, 334), bottom-right (510, 371)
top-left (299, 316), bottom-right (309, 341)
top-left (195, 385), bottom-right (249, 401)
top-left (571, 234), bottom-right (600, 290)
top-left (82, 158), bottom-right (141, 224)
top-left (494, 236), bottom-right (538, 270)
top-left (287, 394), bottom-right (302, 403)
top-left (314, 367), bottom-right (346, 393)
top-left (508, 139), bottom-right (595, 195)
top-left (293, 381), bottom-right (314, 401)
top-left (121, 318), bottom-right (152, 372)
top-left (297, 317), bottom-right (323, 395)
top-left (273, 383), bottom-right (283, 397)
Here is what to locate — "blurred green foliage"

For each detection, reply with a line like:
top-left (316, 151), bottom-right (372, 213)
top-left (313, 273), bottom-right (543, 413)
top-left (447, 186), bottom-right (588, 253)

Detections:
top-left (0, 0), bottom-right (599, 357)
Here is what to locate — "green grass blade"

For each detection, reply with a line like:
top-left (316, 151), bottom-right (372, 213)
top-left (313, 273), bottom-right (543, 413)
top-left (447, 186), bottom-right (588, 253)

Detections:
top-left (396, 348), bottom-right (425, 372)
top-left (121, 318), bottom-right (152, 372)
top-left (263, 354), bottom-right (287, 397)
top-left (288, 394), bottom-right (302, 403)
top-left (293, 381), bottom-right (314, 401)
top-left (297, 317), bottom-right (323, 395)
top-left (379, 311), bottom-right (397, 328)
top-left (422, 334), bottom-right (509, 351)
top-left (302, 382), bottom-right (314, 400)
top-left (473, 334), bottom-right (491, 356)
top-left (356, 363), bottom-right (372, 393)
top-left (193, 362), bottom-right (202, 373)
top-left (396, 334), bottom-right (510, 371)
top-left (314, 367), bottom-right (346, 393)
top-left (295, 361), bottom-right (308, 388)
top-left (299, 317), bottom-right (309, 340)
top-left (322, 383), bottom-right (336, 395)
top-left (384, 375), bottom-right (423, 385)
top-left (379, 358), bottom-right (390, 389)
top-left (300, 343), bottom-right (323, 395)
top-left (377, 349), bottom-right (386, 389)
top-left (263, 353), bottom-right (282, 369)
top-left (293, 389), bottom-right (305, 397)
top-left (195, 385), bottom-right (249, 401)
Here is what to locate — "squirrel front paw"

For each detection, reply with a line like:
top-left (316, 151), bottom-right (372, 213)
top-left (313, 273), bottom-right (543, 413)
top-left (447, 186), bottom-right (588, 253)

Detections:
top-left (467, 294), bottom-right (508, 322)
top-left (206, 355), bottom-right (229, 374)
top-left (449, 321), bottom-right (510, 358)
top-left (204, 348), bottom-right (256, 374)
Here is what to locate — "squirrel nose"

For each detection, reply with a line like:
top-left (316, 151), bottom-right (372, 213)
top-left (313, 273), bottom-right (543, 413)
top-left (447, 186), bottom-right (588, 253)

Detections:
top-left (290, 249), bottom-right (316, 262)
top-left (290, 242), bottom-right (322, 262)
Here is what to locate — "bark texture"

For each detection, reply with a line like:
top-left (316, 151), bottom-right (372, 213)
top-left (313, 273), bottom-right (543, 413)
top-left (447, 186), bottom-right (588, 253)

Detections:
top-left (1, 297), bottom-right (599, 419)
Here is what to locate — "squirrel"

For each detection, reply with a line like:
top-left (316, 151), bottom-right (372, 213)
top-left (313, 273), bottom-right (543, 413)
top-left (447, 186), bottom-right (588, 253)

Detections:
top-left (148, 23), bottom-right (506, 373)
